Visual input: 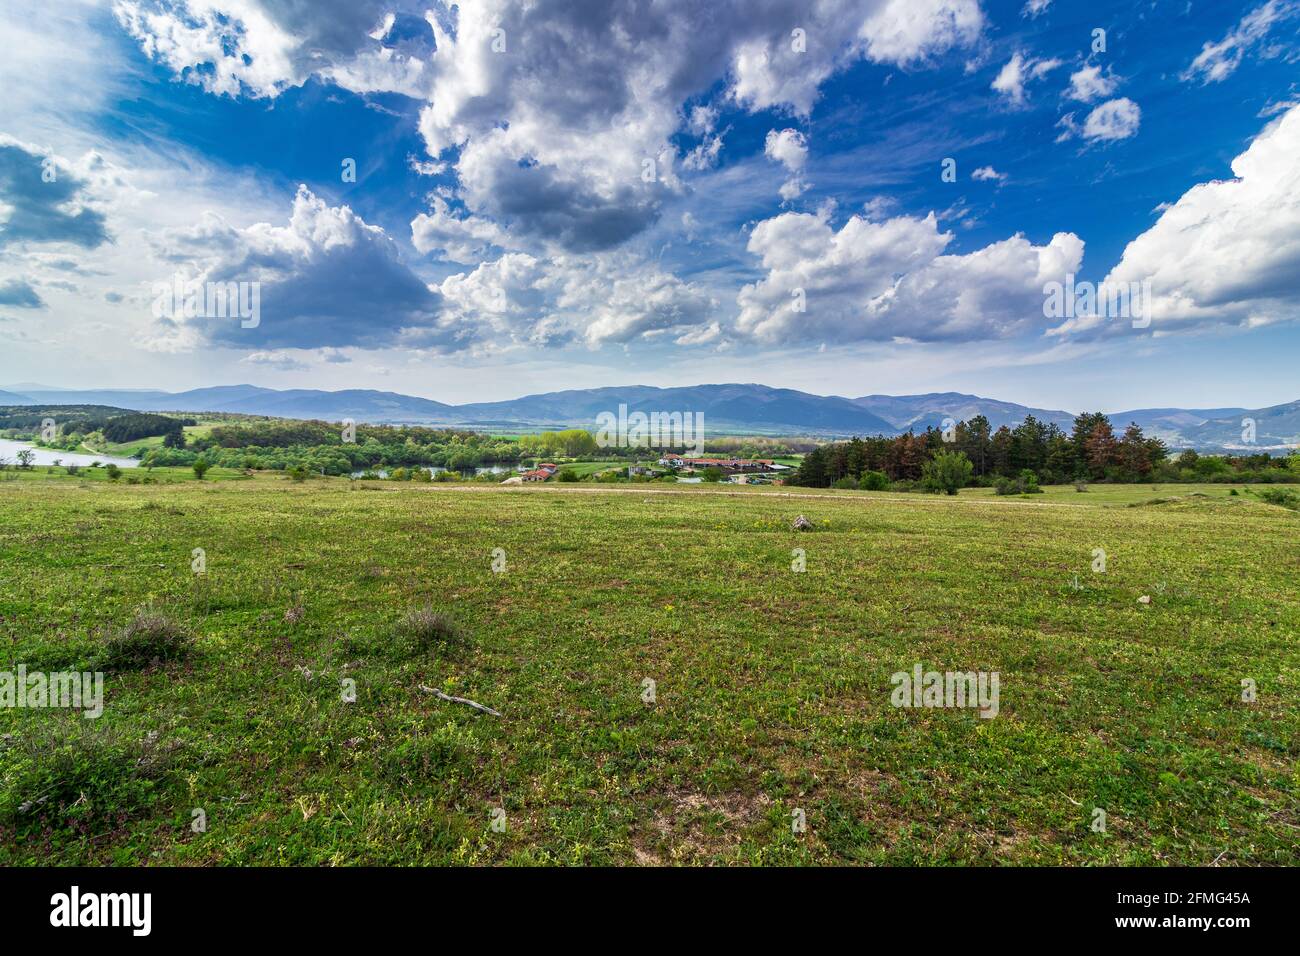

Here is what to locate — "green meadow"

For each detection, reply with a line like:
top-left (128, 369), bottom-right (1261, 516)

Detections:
top-left (1, 476), bottom-right (1296, 865)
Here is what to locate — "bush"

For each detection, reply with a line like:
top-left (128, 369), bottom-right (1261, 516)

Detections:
top-left (100, 609), bottom-right (191, 670)
top-left (832, 476), bottom-right (858, 490)
top-left (395, 605), bottom-right (468, 653)
top-left (191, 458), bottom-right (211, 480)
top-left (859, 470), bottom-right (890, 491)
top-left (921, 450), bottom-right (974, 495)
top-left (557, 469), bottom-right (580, 482)
top-left (1255, 487), bottom-right (1300, 510)
top-left (287, 465), bottom-right (309, 482)
top-left (1074, 481), bottom-right (1089, 492)
top-left (105, 464), bottom-right (122, 480)
top-left (995, 471), bottom-right (1044, 495)
top-left (0, 723), bottom-right (177, 826)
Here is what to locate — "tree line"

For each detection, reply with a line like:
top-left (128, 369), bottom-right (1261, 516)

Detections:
top-left (789, 413), bottom-right (1298, 489)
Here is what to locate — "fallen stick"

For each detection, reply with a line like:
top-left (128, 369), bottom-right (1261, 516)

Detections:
top-left (419, 685), bottom-right (502, 717)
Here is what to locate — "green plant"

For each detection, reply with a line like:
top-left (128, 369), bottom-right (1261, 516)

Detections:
top-left (921, 451), bottom-right (974, 495)
top-left (99, 608), bottom-right (192, 670)
top-left (395, 605), bottom-right (468, 652)
top-left (191, 458), bottom-right (211, 480)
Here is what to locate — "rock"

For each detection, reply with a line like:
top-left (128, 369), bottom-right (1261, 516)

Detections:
top-left (1137, 595), bottom-right (1151, 604)
top-left (792, 515), bottom-right (813, 531)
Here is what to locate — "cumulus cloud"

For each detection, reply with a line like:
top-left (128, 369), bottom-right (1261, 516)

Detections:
top-left (971, 165), bottom-right (1005, 182)
top-left (1182, 0), bottom-right (1298, 85)
top-left (117, 2), bottom-right (986, 258)
top-left (1054, 103), bottom-right (1300, 337)
top-left (764, 129), bottom-right (809, 172)
top-left (736, 208), bottom-right (1082, 344)
top-left (0, 137), bottom-right (110, 249)
top-left (113, 0), bottom-right (433, 98)
top-left (145, 185), bottom-right (456, 351)
top-left (1081, 98), bottom-right (1141, 142)
top-left (410, 196), bottom-right (509, 264)
top-left (1057, 98), bottom-right (1141, 144)
top-left (991, 52), bottom-right (1062, 105)
top-left (1066, 64), bottom-right (1119, 103)
top-left (437, 251), bottom-right (717, 350)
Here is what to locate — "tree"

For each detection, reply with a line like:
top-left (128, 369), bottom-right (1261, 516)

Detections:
top-left (163, 426), bottom-right (186, 449)
top-left (192, 458), bottom-right (211, 480)
top-left (700, 466), bottom-right (725, 482)
top-left (1117, 423), bottom-right (1154, 478)
top-left (921, 450), bottom-right (973, 495)
top-left (105, 463), bottom-right (122, 480)
top-left (16, 449), bottom-right (34, 469)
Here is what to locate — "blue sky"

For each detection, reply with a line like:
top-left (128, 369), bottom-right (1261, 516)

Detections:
top-left (1, 0), bottom-right (1299, 411)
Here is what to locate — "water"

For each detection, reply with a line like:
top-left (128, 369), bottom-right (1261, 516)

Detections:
top-left (0, 439), bottom-right (139, 469)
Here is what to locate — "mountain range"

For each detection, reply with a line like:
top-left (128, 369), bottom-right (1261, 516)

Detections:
top-left (2, 383), bottom-right (1296, 450)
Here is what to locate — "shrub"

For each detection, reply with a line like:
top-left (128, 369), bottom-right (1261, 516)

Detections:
top-left (0, 724), bottom-right (176, 826)
top-left (1074, 481), bottom-right (1089, 492)
top-left (859, 470), bottom-right (890, 491)
top-left (557, 469), bottom-right (580, 482)
top-left (191, 458), bottom-right (211, 480)
top-left (1019, 469), bottom-right (1043, 494)
top-left (105, 464), bottom-right (122, 480)
top-left (100, 609), bottom-right (192, 670)
top-left (287, 465), bottom-right (309, 482)
top-left (832, 476), bottom-right (858, 490)
top-left (921, 450), bottom-right (974, 495)
top-left (395, 605), bottom-right (468, 652)
top-left (1255, 487), bottom-right (1300, 510)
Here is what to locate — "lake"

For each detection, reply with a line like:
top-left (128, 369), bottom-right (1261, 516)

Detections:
top-left (0, 439), bottom-right (140, 469)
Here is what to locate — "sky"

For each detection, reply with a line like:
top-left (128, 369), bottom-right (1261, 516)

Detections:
top-left (1, 0), bottom-right (1299, 412)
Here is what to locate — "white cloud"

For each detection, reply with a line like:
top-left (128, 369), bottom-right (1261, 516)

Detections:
top-left (764, 129), bottom-right (809, 172)
top-left (1067, 64), bottom-right (1119, 103)
top-left (437, 252), bottom-right (717, 350)
top-left (1081, 98), bottom-right (1141, 142)
top-left (991, 52), bottom-right (1063, 105)
top-left (1182, 0), bottom-right (1298, 85)
top-left (112, 1), bottom-right (432, 99)
top-left (971, 165), bottom-right (1005, 182)
top-left (736, 208), bottom-right (1082, 344)
top-left (1054, 103), bottom-right (1300, 337)
top-left (1022, 0), bottom-right (1052, 17)
top-left (145, 186), bottom-right (456, 352)
top-left (410, 196), bottom-right (510, 264)
top-left (120, 2), bottom-right (984, 257)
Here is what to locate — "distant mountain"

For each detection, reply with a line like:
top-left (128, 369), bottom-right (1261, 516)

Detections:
top-left (852, 392), bottom-right (1076, 432)
top-left (4, 383), bottom-right (1296, 449)
top-left (453, 384), bottom-right (897, 433)
top-left (12, 385), bottom-right (455, 422)
top-left (1119, 402), bottom-right (1300, 450)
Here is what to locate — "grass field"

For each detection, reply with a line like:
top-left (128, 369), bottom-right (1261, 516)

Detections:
top-left (1, 476), bottom-right (1296, 865)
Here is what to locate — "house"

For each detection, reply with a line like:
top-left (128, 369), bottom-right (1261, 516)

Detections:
top-left (519, 469), bottom-right (552, 482)
top-left (656, 456), bottom-right (781, 473)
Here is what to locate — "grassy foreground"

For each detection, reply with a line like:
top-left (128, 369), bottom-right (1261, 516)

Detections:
top-left (1, 477), bottom-right (1296, 865)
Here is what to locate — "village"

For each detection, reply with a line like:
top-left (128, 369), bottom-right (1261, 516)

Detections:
top-left (503, 456), bottom-right (792, 484)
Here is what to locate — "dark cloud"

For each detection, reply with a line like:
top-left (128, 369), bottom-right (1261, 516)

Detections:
top-left (0, 278), bottom-right (45, 308)
top-left (0, 139), bottom-right (110, 249)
